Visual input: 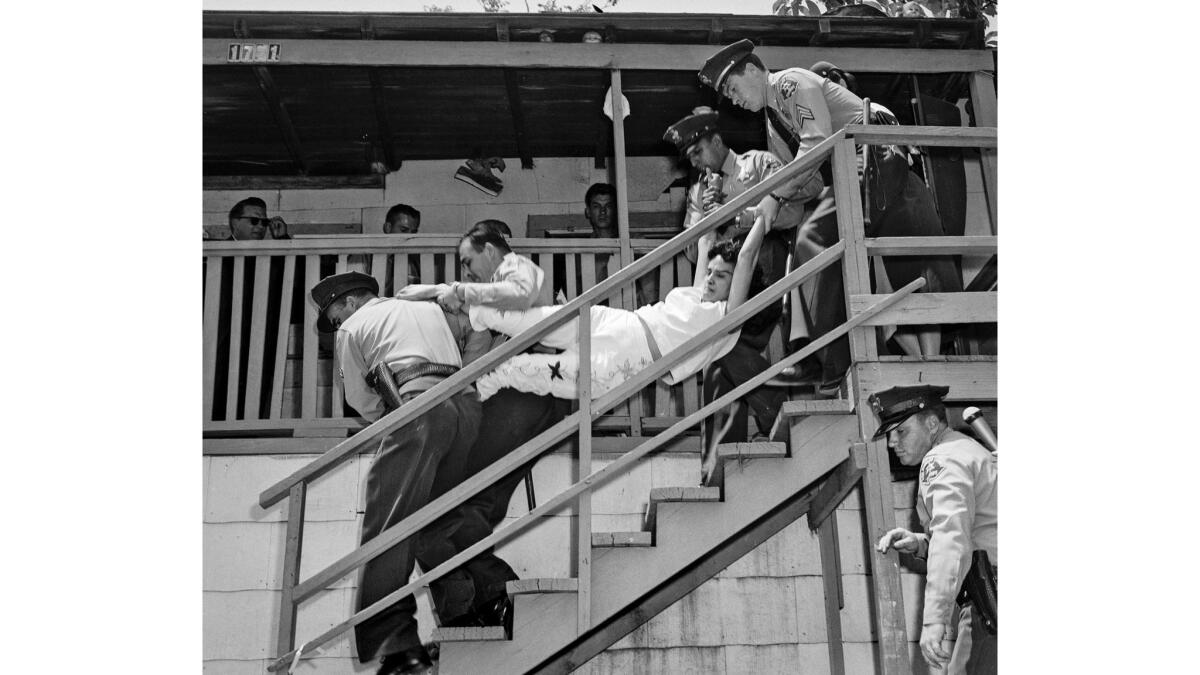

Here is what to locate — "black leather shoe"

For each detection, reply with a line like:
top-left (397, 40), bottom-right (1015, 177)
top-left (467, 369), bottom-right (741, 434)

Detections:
top-left (476, 595), bottom-right (514, 635)
top-left (377, 646), bottom-right (432, 675)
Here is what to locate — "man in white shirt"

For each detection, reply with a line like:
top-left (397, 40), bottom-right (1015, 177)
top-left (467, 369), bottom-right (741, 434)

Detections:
top-left (312, 272), bottom-right (516, 675)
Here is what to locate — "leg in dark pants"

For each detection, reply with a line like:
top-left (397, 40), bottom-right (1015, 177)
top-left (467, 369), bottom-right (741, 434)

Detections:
top-left (453, 389), bottom-right (565, 606)
top-left (793, 210), bottom-right (851, 388)
top-left (704, 338), bottom-right (786, 445)
top-left (354, 391), bottom-right (482, 663)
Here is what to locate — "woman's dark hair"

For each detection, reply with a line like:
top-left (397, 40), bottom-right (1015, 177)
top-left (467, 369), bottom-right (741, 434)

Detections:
top-left (707, 239), bottom-right (740, 264)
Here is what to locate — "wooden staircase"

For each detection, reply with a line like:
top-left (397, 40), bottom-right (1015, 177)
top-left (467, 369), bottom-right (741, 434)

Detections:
top-left (433, 408), bottom-right (860, 674)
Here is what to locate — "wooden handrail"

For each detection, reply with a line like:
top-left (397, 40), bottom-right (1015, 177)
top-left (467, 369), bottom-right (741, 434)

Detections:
top-left (289, 242), bottom-right (846, 602)
top-left (865, 235), bottom-right (997, 256)
top-left (204, 235), bottom-right (628, 256)
top-left (845, 124), bottom-right (997, 147)
top-left (257, 129), bottom-right (848, 509)
top-left (269, 275), bottom-right (926, 672)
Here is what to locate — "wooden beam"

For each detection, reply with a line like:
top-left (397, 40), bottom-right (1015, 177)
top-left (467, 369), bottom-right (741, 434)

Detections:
top-left (274, 483), bottom-right (306, 661)
top-left (203, 39), bottom-right (996, 73)
top-left (845, 124), bottom-right (996, 148)
top-left (969, 71), bottom-right (999, 234)
top-left (908, 20), bottom-right (931, 48)
top-left (807, 444), bottom-right (867, 530)
top-left (576, 308), bottom-right (593, 632)
top-left (817, 513), bottom-right (846, 675)
top-left (232, 21), bottom-right (309, 175)
top-left (855, 360), bottom-right (997, 401)
top-left (203, 433), bottom-right (702, 457)
top-left (359, 19), bottom-right (399, 172)
top-left (864, 235), bottom-right (997, 255)
top-left (809, 18), bottom-right (831, 46)
top-left (707, 18), bottom-right (723, 45)
top-left (504, 69), bottom-right (534, 169)
top-left (850, 291), bottom-right (997, 326)
top-left (202, 175), bottom-right (384, 190)
top-left (528, 479), bottom-right (821, 675)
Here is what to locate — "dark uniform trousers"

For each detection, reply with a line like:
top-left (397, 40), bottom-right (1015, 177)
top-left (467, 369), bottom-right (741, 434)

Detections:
top-left (354, 389), bottom-right (484, 662)
top-left (452, 389), bottom-right (565, 605)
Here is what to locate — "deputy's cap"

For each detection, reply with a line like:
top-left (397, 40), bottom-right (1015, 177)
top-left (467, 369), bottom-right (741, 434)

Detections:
top-left (310, 271), bottom-right (379, 333)
top-left (867, 384), bottom-right (950, 439)
top-left (663, 109), bottom-right (720, 155)
top-left (698, 39), bottom-right (756, 94)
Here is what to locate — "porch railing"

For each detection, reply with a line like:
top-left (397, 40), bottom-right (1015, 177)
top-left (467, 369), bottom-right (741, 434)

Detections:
top-left (243, 125), bottom-right (997, 672)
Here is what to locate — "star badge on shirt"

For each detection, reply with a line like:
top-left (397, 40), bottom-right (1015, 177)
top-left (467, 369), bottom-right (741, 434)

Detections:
top-left (548, 361), bottom-right (564, 380)
top-left (794, 104), bottom-right (815, 129)
top-left (920, 459), bottom-right (946, 485)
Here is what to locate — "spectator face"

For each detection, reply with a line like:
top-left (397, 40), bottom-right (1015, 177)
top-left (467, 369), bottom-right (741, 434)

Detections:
top-left (230, 203), bottom-right (269, 240)
top-left (722, 69), bottom-right (764, 112)
top-left (685, 136), bottom-right (724, 173)
top-left (586, 194), bottom-right (616, 233)
top-left (458, 240), bottom-right (503, 283)
top-left (901, 1), bottom-right (925, 17)
top-left (384, 213), bottom-right (420, 234)
top-left (886, 415), bottom-right (935, 466)
top-left (702, 256), bottom-right (735, 302)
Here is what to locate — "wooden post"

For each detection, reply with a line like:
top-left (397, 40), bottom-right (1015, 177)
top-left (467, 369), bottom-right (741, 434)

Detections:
top-left (276, 482), bottom-right (307, 660)
top-left (609, 67), bottom-right (643, 436)
top-left (818, 513), bottom-right (846, 675)
top-left (832, 139), bottom-right (879, 364)
top-left (269, 255), bottom-right (296, 419)
top-left (203, 256), bottom-right (224, 421)
top-left (301, 255), bottom-right (321, 422)
top-left (226, 256), bottom-right (246, 421)
top-left (576, 307), bottom-right (593, 632)
top-left (968, 71), bottom-right (998, 235)
top-left (834, 138), bottom-right (910, 675)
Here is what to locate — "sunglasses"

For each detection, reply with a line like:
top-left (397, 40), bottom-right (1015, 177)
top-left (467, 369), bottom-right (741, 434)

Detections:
top-left (237, 216), bottom-right (269, 226)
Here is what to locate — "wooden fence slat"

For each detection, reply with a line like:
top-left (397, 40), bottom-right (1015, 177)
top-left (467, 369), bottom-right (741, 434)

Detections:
top-left (202, 257), bottom-right (224, 421)
top-left (302, 255), bottom-right (320, 421)
top-left (535, 253), bottom-right (554, 306)
top-left (420, 253), bottom-right (436, 284)
top-left (370, 253), bottom-right (388, 296)
top-left (565, 252), bottom-right (578, 300)
top-left (225, 257), bottom-right (246, 421)
top-left (336, 254), bottom-right (348, 275)
top-left (675, 257), bottom-right (699, 416)
top-left (444, 253), bottom-right (457, 283)
top-left (243, 256), bottom-right (271, 420)
top-left (270, 256), bottom-right (296, 419)
top-left (654, 258), bottom-right (674, 416)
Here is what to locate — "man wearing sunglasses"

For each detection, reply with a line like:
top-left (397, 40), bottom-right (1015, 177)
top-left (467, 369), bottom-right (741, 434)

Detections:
top-left (227, 196), bottom-right (291, 240)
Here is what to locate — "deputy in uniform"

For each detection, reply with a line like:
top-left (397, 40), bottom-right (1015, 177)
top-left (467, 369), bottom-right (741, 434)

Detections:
top-left (871, 385), bottom-right (998, 675)
top-left (313, 272), bottom-right (518, 675)
top-left (697, 39), bottom-right (962, 362)
top-left (664, 108), bottom-right (820, 445)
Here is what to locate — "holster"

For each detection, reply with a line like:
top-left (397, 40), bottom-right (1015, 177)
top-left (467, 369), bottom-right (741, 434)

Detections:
top-left (365, 362), bottom-right (461, 413)
top-left (956, 550), bottom-right (998, 635)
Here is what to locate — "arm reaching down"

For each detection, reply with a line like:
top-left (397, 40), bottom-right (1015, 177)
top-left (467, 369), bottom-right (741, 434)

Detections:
top-left (725, 215), bottom-right (768, 313)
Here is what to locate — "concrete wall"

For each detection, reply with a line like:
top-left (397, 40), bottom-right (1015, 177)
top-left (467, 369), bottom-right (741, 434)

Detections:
top-left (202, 156), bottom-right (687, 240)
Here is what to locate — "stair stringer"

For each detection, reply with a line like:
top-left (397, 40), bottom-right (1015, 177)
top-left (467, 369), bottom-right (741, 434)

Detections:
top-left (591, 414), bottom-right (856, 622)
top-left (435, 413), bottom-right (858, 675)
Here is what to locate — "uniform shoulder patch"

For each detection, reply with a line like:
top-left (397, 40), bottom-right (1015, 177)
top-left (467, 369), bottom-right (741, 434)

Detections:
top-left (920, 459), bottom-right (946, 485)
top-left (778, 78), bottom-right (797, 100)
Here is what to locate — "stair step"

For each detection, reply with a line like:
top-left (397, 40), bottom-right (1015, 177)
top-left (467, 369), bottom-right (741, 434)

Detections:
top-left (592, 531), bottom-right (653, 548)
top-left (703, 441), bottom-right (788, 487)
top-left (507, 578), bottom-right (578, 595)
top-left (643, 486), bottom-right (721, 531)
top-left (430, 625), bottom-right (507, 643)
top-left (770, 398), bottom-right (854, 441)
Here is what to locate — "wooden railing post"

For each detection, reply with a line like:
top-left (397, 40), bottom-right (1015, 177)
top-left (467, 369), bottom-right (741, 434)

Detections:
top-left (968, 71), bottom-right (998, 235)
top-left (576, 306), bottom-right (593, 632)
top-left (275, 482), bottom-right (307, 661)
top-left (833, 137), bottom-right (911, 675)
top-left (301, 254), bottom-right (321, 423)
top-left (609, 67), bottom-right (644, 437)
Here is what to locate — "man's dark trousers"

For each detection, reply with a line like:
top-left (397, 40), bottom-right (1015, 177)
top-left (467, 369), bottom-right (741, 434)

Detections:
top-left (452, 389), bottom-right (565, 605)
top-left (354, 389), bottom-right (483, 663)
